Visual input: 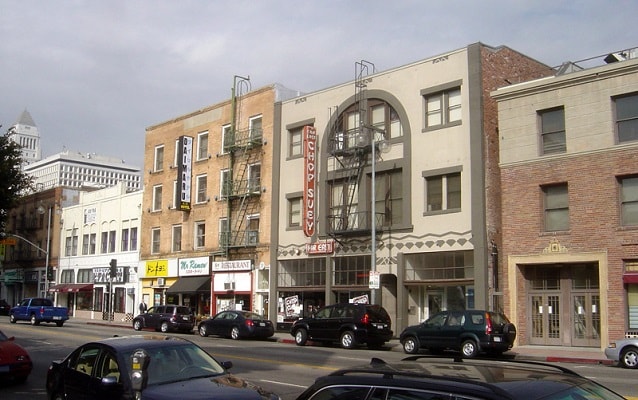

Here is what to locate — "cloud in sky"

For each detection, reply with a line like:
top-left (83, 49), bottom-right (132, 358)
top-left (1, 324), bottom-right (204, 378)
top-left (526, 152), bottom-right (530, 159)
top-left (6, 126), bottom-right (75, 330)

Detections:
top-left (1, 0), bottom-right (636, 167)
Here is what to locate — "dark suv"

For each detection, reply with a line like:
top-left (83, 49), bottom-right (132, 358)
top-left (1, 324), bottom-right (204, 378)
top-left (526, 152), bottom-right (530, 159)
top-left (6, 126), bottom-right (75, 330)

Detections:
top-left (133, 305), bottom-right (195, 333)
top-left (295, 356), bottom-right (625, 400)
top-left (399, 310), bottom-right (516, 357)
top-left (290, 303), bottom-right (392, 349)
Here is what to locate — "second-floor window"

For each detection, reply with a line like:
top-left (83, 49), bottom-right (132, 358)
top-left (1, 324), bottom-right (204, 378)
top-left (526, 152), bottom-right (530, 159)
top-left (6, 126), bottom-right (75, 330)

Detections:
top-left (539, 107), bottom-right (566, 154)
top-left (543, 183), bottom-right (569, 232)
top-left (196, 174), bottom-right (207, 203)
top-left (195, 221), bottom-right (205, 249)
top-left (424, 171), bottom-right (461, 213)
top-left (615, 93), bottom-right (638, 143)
top-left (621, 176), bottom-right (638, 226)
top-left (121, 228), bottom-right (130, 252)
top-left (130, 227), bottom-right (138, 251)
top-left (172, 225), bottom-right (182, 252)
top-left (151, 228), bottom-right (160, 254)
top-left (152, 185), bottom-right (162, 211)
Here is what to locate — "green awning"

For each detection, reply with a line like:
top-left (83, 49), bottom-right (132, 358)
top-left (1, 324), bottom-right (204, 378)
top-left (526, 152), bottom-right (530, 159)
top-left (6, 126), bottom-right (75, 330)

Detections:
top-left (166, 276), bottom-right (211, 294)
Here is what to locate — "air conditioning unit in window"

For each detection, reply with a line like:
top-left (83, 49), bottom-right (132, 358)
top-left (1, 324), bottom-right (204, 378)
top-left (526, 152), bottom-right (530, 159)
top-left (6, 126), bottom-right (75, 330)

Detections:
top-left (157, 278), bottom-right (166, 286)
top-left (223, 282), bottom-right (235, 290)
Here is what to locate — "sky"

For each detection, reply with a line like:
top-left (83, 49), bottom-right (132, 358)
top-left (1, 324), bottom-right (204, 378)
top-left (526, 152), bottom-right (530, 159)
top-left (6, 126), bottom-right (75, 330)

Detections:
top-left (1, 0), bottom-right (636, 168)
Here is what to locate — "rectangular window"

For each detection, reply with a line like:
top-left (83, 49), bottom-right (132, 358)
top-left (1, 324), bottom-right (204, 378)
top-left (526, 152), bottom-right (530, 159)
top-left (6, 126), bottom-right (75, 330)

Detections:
top-left (540, 107), bottom-right (566, 154)
top-left (82, 234), bottom-right (89, 255)
top-left (425, 171), bottom-right (461, 213)
top-left (108, 230), bottom-right (116, 253)
top-left (89, 233), bottom-right (96, 255)
top-left (100, 232), bottom-right (108, 253)
top-left (220, 169), bottom-right (230, 197)
top-left (196, 174), bottom-right (207, 203)
top-left (544, 184), bottom-right (569, 231)
top-left (289, 127), bottom-right (303, 157)
top-left (130, 227), bottom-right (138, 251)
top-left (152, 185), bottom-right (162, 211)
top-left (249, 115), bottom-right (263, 140)
top-left (172, 225), bottom-right (182, 252)
top-left (154, 145), bottom-right (164, 172)
top-left (328, 181), bottom-right (359, 232)
top-left (424, 86), bottom-right (461, 129)
top-left (374, 170), bottom-right (403, 227)
top-left (195, 221), bottom-right (205, 249)
top-left (248, 164), bottom-right (261, 193)
top-left (121, 228), bottom-right (129, 252)
top-left (222, 124), bottom-right (232, 153)
top-left (616, 93), bottom-right (638, 143)
top-left (197, 131), bottom-right (209, 160)
top-left (247, 216), bottom-right (259, 245)
top-left (151, 228), bottom-right (160, 254)
top-left (219, 218), bottom-right (229, 247)
top-left (621, 176), bottom-right (638, 226)
top-left (289, 197), bottom-right (302, 228)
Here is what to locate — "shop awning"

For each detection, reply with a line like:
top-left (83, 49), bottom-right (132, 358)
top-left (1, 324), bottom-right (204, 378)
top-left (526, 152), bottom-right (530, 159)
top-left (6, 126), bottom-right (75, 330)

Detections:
top-left (623, 273), bottom-right (638, 284)
top-left (48, 283), bottom-right (94, 293)
top-left (166, 276), bottom-right (211, 294)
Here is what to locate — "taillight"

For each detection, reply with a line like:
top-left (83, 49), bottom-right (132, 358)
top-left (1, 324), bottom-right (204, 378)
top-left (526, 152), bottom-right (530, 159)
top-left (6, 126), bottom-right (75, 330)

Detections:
top-left (40, 306), bottom-right (45, 316)
top-left (245, 319), bottom-right (254, 327)
top-left (361, 313), bottom-right (370, 325)
top-left (485, 312), bottom-right (493, 335)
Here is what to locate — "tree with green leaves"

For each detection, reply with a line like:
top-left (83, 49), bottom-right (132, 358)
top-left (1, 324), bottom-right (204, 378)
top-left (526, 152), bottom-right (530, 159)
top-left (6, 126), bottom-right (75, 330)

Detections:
top-left (0, 127), bottom-right (34, 233)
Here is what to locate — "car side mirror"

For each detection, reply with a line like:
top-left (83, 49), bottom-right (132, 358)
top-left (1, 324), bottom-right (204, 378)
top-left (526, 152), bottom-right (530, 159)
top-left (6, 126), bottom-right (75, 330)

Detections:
top-left (101, 375), bottom-right (118, 386)
top-left (221, 360), bottom-right (233, 370)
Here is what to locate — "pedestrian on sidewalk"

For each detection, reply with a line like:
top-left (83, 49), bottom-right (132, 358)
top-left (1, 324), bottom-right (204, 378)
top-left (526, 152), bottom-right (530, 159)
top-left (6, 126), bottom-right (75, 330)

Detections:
top-left (139, 300), bottom-right (147, 314)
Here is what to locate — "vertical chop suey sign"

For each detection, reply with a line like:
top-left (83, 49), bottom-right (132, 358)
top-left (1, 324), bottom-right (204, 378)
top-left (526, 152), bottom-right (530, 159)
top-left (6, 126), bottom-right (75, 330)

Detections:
top-left (303, 126), bottom-right (316, 237)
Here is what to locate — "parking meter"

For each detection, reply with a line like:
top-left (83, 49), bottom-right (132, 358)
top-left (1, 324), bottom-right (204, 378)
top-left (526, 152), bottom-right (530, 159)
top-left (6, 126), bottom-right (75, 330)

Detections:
top-left (130, 349), bottom-right (150, 399)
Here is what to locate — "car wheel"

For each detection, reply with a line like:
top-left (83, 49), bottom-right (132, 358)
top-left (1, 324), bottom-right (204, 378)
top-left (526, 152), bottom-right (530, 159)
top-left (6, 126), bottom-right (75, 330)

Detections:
top-left (52, 393), bottom-right (65, 400)
top-left (56, 321), bottom-right (64, 327)
top-left (340, 331), bottom-right (356, 349)
top-left (461, 339), bottom-right (478, 358)
top-left (133, 320), bottom-right (142, 331)
top-left (402, 336), bottom-right (420, 354)
top-left (198, 324), bottom-right (208, 337)
top-left (9, 314), bottom-right (16, 323)
top-left (294, 329), bottom-right (308, 346)
top-left (231, 326), bottom-right (240, 340)
top-left (503, 323), bottom-right (517, 343)
top-left (620, 346), bottom-right (638, 369)
top-left (30, 314), bottom-right (39, 326)
top-left (160, 321), bottom-right (169, 333)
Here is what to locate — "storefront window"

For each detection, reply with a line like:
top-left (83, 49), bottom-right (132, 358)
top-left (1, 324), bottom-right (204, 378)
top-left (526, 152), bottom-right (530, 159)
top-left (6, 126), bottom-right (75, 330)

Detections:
top-left (278, 258), bottom-right (326, 287)
top-left (93, 287), bottom-right (104, 312)
top-left (76, 292), bottom-right (93, 310)
top-left (405, 250), bottom-right (473, 281)
top-left (114, 288), bottom-right (126, 313)
top-left (334, 256), bottom-right (369, 286)
top-left (629, 285), bottom-right (638, 329)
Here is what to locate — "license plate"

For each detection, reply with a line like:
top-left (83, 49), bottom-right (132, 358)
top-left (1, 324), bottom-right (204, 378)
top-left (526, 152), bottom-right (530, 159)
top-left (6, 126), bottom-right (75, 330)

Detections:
top-left (494, 336), bottom-right (502, 342)
top-left (182, 316), bottom-right (189, 321)
top-left (53, 316), bottom-right (61, 320)
top-left (376, 324), bottom-right (386, 329)
top-left (259, 322), bottom-right (265, 327)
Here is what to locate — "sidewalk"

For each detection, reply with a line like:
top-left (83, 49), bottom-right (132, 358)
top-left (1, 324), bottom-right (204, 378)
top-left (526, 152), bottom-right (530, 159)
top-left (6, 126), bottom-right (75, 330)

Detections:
top-left (76, 316), bottom-right (612, 365)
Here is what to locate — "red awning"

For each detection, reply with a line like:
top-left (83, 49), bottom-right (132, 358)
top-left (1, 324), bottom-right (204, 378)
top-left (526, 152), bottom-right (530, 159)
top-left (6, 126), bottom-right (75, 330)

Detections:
top-left (48, 283), bottom-right (94, 293)
top-left (623, 274), bottom-right (638, 284)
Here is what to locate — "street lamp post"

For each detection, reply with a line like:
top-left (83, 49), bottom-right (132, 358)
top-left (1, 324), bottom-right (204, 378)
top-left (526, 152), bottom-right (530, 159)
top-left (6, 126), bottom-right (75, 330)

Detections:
top-left (38, 205), bottom-right (52, 298)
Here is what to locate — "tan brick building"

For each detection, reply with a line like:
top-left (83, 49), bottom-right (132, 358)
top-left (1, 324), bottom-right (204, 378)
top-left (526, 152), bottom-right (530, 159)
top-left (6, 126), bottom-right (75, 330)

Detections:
top-left (141, 83), bottom-right (298, 319)
top-left (493, 52), bottom-right (638, 348)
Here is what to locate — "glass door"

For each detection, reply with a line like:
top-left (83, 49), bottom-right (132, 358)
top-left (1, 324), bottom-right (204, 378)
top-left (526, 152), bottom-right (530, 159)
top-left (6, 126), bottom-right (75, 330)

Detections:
top-left (572, 294), bottom-right (601, 347)
top-left (529, 294), bottom-right (562, 345)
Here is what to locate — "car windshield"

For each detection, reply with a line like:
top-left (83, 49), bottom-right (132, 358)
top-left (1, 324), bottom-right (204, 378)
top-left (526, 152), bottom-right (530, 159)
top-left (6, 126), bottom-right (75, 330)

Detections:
top-left (125, 343), bottom-right (227, 386)
top-left (542, 381), bottom-right (625, 400)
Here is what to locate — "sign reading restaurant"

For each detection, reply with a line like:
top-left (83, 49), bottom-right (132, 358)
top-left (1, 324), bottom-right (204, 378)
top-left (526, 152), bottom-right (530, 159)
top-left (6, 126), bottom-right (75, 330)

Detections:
top-left (212, 259), bottom-right (252, 272)
top-left (303, 126), bottom-right (316, 237)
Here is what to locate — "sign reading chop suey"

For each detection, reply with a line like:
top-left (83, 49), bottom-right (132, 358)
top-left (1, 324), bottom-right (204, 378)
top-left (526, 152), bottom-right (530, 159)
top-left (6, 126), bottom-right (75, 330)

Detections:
top-left (303, 126), bottom-right (316, 237)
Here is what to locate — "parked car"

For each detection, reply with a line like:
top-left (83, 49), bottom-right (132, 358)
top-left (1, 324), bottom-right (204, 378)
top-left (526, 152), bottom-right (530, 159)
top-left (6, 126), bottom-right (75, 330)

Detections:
top-left (46, 334), bottom-right (281, 400)
top-left (295, 356), bottom-right (625, 400)
top-left (605, 337), bottom-right (638, 368)
top-left (9, 297), bottom-right (69, 326)
top-left (290, 303), bottom-right (392, 349)
top-left (399, 310), bottom-right (516, 357)
top-left (0, 299), bottom-right (11, 316)
top-left (198, 310), bottom-right (275, 340)
top-left (0, 329), bottom-right (33, 383)
top-left (132, 305), bottom-right (195, 333)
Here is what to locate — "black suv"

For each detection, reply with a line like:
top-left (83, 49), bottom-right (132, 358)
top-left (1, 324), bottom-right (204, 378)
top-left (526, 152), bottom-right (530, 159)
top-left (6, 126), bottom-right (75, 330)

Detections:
top-left (295, 356), bottom-right (625, 400)
top-left (133, 305), bottom-right (195, 333)
top-left (290, 303), bottom-right (392, 349)
top-left (399, 310), bottom-right (516, 357)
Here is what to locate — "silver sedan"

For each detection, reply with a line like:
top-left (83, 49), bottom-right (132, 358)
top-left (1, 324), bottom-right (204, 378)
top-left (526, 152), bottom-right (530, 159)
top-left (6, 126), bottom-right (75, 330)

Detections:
top-left (605, 337), bottom-right (638, 368)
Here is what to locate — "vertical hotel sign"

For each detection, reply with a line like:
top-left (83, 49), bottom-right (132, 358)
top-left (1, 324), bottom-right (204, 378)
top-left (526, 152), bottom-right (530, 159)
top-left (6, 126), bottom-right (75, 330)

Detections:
top-left (303, 126), bottom-right (316, 237)
top-left (177, 135), bottom-right (193, 211)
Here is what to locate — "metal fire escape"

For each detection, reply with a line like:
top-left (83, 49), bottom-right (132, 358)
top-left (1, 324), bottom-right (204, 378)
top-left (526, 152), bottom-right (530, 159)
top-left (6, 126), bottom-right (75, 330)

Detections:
top-left (220, 75), bottom-right (263, 256)
top-left (326, 60), bottom-right (376, 238)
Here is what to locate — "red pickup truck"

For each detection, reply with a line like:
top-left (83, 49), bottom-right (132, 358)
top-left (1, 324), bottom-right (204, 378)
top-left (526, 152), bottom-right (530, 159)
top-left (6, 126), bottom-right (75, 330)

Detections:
top-left (9, 298), bottom-right (69, 327)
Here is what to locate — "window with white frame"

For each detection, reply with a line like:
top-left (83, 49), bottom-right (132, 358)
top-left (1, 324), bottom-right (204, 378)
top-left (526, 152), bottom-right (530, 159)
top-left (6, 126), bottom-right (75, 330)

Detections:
top-left (100, 232), bottom-right (108, 253)
top-left (219, 218), bottom-right (228, 247)
top-left (197, 131), bottom-right (209, 160)
top-left (615, 92), bottom-right (638, 143)
top-left (220, 169), bottom-right (230, 198)
top-left (543, 183), bottom-right (569, 232)
top-left (289, 126), bottom-right (304, 157)
top-left (248, 164), bottom-right (261, 193)
top-left (424, 170), bottom-right (461, 213)
top-left (249, 115), bottom-right (263, 140)
top-left (539, 107), bottom-right (566, 154)
top-left (172, 225), bottom-right (182, 252)
top-left (172, 180), bottom-right (178, 209)
top-left (247, 215), bottom-right (259, 245)
top-left (108, 230), bottom-right (116, 253)
top-left (195, 221), bottom-right (205, 249)
top-left (82, 234), bottom-right (90, 255)
top-left (121, 228), bottom-right (130, 252)
top-left (422, 83), bottom-right (462, 130)
top-left (196, 174), bottom-right (207, 203)
top-left (151, 228), bottom-right (160, 254)
top-left (621, 176), bottom-right (638, 226)
top-left (154, 145), bottom-right (164, 172)
top-left (152, 185), bottom-right (162, 211)
top-left (288, 196), bottom-right (302, 228)
top-left (130, 227), bottom-right (138, 251)
top-left (89, 233), bottom-right (96, 254)
top-left (222, 124), bottom-right (232, 153)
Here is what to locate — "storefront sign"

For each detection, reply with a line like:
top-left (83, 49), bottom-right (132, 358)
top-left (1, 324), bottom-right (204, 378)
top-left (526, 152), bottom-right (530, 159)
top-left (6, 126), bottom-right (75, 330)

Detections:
top-left (306, 240), bottom-right (334, 255)
top-left (285, 295), bottom-right (299, 317)
top-left (177, 135), bottom-right (193, 212)
top-left (145, 260), bottom-right (168, 276)
top-left (84, 207), bottom-right (96, 224)
top-left (179, 256), bottom-right (209, 276)
top-left (212, 259), bottom-right (252, 272)
top-left (303, 126), bottom-right (316, 237)
top-left (94, 267), bottom-right (127, 283)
